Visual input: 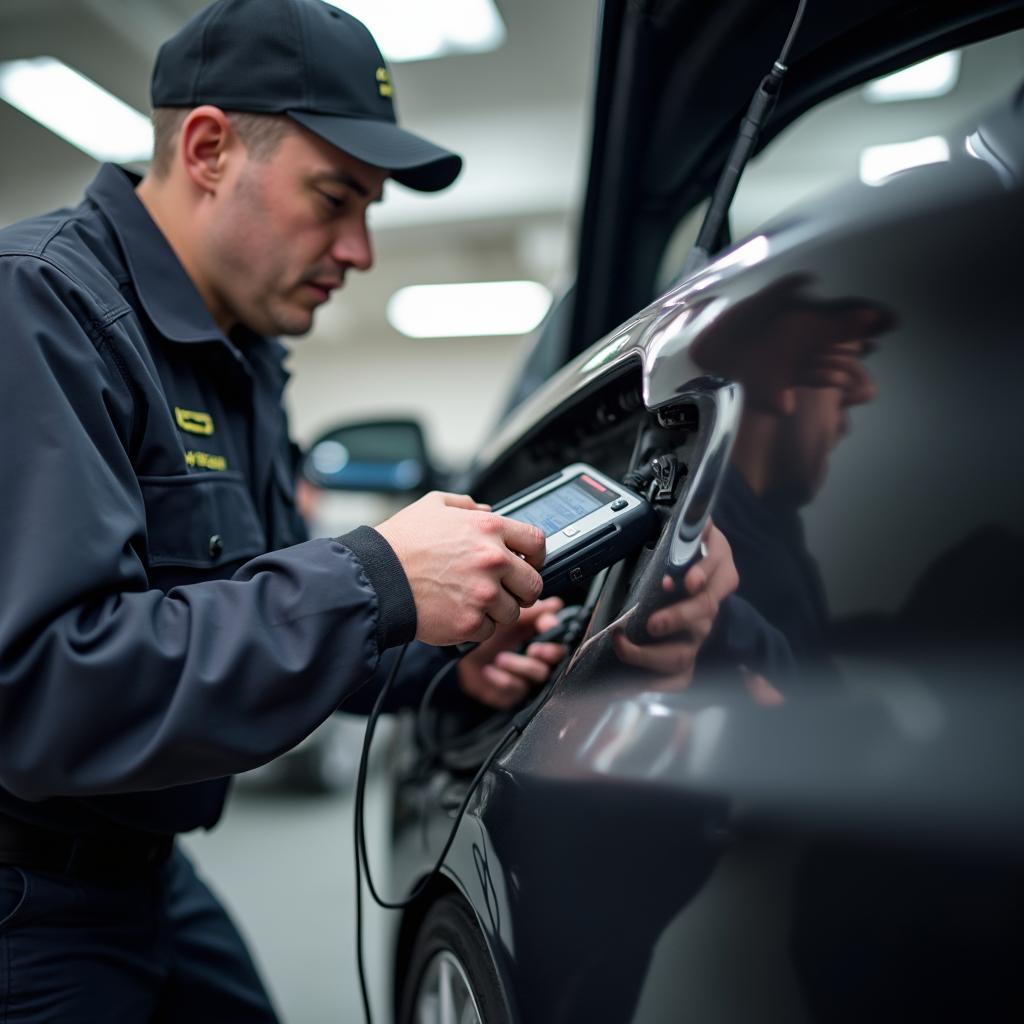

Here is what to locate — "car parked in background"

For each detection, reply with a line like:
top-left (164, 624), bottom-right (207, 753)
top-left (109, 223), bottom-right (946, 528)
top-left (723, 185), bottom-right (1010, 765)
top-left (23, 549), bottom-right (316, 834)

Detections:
top-left (306, 1), bottom-right (1024, 1019)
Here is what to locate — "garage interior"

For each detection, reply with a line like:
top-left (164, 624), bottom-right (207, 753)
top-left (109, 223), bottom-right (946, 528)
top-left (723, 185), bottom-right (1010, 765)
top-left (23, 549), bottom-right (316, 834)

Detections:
top-left (2, 1), bottom-right (1022, 1019)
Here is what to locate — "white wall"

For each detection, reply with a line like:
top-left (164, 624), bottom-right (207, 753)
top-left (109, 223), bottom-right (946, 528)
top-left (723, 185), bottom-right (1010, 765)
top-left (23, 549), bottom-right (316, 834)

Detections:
top-left (284, 330), bottom-right (534, 468)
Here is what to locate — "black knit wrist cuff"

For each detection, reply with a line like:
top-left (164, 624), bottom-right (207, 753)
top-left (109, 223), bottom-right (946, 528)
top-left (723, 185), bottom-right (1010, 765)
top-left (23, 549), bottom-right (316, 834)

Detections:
top-left (338, 526), bottom-right (417, 649)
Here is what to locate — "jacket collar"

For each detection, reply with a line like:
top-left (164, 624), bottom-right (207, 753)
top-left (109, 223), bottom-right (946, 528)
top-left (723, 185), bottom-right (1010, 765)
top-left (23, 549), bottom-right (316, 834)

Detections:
top-left (86, 164), bottom-right (229, 346)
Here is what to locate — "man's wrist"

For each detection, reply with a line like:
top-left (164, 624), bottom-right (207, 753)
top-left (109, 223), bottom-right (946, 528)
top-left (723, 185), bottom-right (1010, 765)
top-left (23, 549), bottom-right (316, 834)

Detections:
top-left (338, 526), bottom-right (417, 649)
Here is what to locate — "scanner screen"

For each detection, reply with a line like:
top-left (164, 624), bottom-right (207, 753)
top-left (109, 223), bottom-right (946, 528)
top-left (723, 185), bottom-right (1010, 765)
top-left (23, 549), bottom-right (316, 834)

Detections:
top-left (508, 474), bottom-right (617, 537)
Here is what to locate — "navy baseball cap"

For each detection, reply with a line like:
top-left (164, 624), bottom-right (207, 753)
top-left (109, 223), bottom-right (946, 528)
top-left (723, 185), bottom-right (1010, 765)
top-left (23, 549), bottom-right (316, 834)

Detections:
top-left (151, 0), bottom-right (462, 192)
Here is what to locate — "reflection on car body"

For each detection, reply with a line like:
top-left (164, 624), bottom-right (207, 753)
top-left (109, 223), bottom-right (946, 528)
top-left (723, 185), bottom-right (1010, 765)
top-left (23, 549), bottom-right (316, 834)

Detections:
top-left (322, 5), bottom-right (1024, 1022)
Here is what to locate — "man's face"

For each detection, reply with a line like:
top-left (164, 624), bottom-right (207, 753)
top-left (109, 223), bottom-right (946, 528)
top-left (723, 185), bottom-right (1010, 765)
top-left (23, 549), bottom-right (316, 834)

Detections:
top-left (770, 358), bottom-right (875, 507)
top-left (771, 387), bottom-right (848, 506)
top-left (205, 125), bottom-right (388, 336)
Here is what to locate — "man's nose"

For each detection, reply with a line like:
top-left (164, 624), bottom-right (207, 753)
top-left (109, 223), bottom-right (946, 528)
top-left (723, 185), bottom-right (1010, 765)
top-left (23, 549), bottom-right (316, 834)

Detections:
top-left (331, 222), bottom-right (374, 272)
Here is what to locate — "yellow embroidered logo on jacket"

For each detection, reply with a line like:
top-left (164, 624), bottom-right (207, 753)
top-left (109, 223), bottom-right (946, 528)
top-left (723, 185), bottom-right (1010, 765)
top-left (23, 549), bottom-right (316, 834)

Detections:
top-left (175, 407), bottom-right (214, 436)
top-left (376, 67), bottom-right (393, 98)
top-left (185, 450), bottom-right (227, 472)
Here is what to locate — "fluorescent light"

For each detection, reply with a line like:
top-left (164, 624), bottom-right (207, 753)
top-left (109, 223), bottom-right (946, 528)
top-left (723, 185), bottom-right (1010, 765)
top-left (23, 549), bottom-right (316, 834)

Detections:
top-left (859, 136), bottom-right (950, 186)
top-left (712, 234), bottom-right (770, 272)
top-left (0, 57), bottom-right (152, 163)
top-left (388, 281), bottom-right (552, 338)
top-left (864, 52), bottom-right (961, 103)
top-left (327, 0), bottom-right (505, 62)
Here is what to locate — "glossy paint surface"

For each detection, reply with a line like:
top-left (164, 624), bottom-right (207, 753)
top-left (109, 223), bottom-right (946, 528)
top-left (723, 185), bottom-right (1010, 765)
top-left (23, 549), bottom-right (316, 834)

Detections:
top-left (391, 76), bottom-right (1024, 1024)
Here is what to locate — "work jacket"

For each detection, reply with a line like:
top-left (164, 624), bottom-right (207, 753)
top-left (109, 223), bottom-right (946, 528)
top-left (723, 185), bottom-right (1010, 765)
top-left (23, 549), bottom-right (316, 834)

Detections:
top-left (0, 164), bottom-right (425, 837)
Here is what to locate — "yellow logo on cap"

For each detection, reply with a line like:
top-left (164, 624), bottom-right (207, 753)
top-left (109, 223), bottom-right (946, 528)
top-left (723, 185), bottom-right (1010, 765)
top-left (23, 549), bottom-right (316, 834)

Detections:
top-left (376, 67), bottom-right (393, 99)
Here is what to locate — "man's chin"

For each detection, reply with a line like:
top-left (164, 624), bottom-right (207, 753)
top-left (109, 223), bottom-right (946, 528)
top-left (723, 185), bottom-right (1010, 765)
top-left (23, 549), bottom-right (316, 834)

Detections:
top-left (279, 316), bottom-right (316, 338)
top-left (257, 306), bottom-right (317, 338)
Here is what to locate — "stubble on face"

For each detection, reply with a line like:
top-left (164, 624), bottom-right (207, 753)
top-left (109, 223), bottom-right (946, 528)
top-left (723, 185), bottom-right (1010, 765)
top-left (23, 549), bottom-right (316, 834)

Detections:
top-left (205, 164), bottom-right (306, 336)
top-left (770, 387), bottom-right (846, 507)
top-left (207, 155), bottom-right (339, 337)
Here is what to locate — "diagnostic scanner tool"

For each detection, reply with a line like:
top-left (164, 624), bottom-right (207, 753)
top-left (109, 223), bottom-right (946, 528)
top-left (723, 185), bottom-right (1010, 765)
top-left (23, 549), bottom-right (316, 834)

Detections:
top-left (495, 463), bottom-right (656, 596)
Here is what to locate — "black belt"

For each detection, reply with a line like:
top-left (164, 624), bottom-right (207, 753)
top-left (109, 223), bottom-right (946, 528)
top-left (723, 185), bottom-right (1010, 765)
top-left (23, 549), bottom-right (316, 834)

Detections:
top-left (0, 815), bottom-right (174, 881)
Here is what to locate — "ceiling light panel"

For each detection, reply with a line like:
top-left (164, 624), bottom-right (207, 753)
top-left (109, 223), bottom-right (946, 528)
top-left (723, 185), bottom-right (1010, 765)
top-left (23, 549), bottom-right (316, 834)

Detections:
top-left (0, 57), bottom-right (152, 163)
top-left (387, 282), bottom-right (552, 338)
top-left (327, 0), bottom-right (506, 62)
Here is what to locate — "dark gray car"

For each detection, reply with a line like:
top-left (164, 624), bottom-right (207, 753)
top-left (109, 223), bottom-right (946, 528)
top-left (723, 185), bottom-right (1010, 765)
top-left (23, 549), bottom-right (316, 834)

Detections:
top-left (311, 2), bottom-right (1024, 1020)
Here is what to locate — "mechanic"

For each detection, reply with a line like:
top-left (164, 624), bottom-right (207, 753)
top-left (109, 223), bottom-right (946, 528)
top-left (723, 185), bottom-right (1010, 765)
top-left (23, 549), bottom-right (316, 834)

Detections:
top-left (0, 0), bottom-right (735, 1019)
top-left (714, 333), bottom-right (879, 681)
top-left (681, 277), bottom-right (891, 695)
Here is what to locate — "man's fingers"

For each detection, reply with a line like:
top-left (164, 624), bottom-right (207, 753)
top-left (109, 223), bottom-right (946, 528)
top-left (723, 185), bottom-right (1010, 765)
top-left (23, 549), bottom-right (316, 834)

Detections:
top-left (500, 552), bottom-right (545, 607)
top-left (481, 665), bottom-right (530, 707)
top-left (486, 588), bottom-right (523, 627)
top-left (525, 641), bottom-right (567, 665)
top-left (495, 518), bottom-right (547, 569)
top-left (467, 615), bottom-right (499, 645)
top-left (742, 668), bottom-right (786, 707)
top-left (614, 630), bottom-right (697, 677)
top-left (692, 525), bottom-right (738, 603)
top-left (437, 491), bottom-right (481, 510)
top-left (526, 596), bottom-right (563, 625)
top-left (683, 564), bottom-right (707, 596)
top-left (646, 600), bottom-right (715, 640)
top-left (535, 611), bottom-right (563, 634)
top-left (494, 651), bottom-right (554, 685)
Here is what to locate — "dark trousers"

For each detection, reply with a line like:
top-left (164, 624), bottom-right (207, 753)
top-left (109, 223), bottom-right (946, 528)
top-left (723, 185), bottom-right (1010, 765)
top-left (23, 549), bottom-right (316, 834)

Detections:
top-left (0, 845), bottom-right (279, 1023)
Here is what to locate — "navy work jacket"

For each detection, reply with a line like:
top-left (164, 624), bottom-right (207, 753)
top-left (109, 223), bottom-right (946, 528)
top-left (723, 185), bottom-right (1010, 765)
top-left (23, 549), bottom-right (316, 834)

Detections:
top-left (0, 164), bottom-right (430, 837)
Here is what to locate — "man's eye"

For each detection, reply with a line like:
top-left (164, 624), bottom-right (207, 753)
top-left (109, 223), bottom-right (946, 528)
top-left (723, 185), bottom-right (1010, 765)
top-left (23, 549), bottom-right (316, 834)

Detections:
top-left (318, 191), bottom-right (346, 211)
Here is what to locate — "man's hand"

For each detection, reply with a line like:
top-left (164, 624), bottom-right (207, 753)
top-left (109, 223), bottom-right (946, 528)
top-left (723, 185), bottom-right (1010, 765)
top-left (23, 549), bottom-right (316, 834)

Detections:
top-left (457, 598), bottom-right (567, 709)
top-left (614, 522), bottom-right (738, 681)
top-left (690, 273), bottom-right (891, 416)
top-left (375, 491), bottom-right (546, 646)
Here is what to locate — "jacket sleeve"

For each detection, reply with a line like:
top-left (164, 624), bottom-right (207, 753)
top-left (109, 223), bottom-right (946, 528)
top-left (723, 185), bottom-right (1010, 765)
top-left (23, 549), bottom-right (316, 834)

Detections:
top-left (0, 256), bottom-right (417, 801)
top-left (699, 594), bottom-right (799, 687)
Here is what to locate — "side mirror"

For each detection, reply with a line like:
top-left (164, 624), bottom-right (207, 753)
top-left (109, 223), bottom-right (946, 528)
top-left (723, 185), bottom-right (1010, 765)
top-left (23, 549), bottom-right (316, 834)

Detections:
top-left (301, 419), bottom-right (440, 494)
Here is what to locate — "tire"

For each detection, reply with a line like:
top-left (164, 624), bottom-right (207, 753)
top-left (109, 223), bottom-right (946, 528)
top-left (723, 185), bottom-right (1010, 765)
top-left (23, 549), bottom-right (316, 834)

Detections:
top-left (399, 894), bottom-right (513, 1024)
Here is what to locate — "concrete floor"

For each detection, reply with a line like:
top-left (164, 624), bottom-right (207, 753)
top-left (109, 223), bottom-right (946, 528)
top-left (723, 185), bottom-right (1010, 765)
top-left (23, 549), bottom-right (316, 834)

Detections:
top-left (182, 723), bottom-right (400, 1024)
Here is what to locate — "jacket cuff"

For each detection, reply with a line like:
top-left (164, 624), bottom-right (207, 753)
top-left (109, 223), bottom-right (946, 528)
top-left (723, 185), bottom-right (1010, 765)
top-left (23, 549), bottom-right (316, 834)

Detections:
top-left (338, 526), bottom-right (417, 649)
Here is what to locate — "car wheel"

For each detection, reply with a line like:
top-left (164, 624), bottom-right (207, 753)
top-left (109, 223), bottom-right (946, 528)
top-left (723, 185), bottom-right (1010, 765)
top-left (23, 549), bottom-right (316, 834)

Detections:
top-left (400, 894), bottom-right (512, 1024)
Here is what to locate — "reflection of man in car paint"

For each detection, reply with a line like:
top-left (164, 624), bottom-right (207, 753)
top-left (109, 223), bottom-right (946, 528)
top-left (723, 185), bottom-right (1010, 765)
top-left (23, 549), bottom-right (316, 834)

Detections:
top-left (684, 276), bottom-right (890, 690)
top-left (719, 364), bottom-right (875, 669)
top-left (690, 273), bottom-right (889, 417)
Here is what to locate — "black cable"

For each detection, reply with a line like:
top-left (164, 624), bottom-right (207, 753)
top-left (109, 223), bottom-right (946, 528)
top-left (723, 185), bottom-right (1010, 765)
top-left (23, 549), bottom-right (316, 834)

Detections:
top-left (414, 657), bottom-right (462, 755)
top-left (683, 0), bottom-right (811, 276)
top-left (359, 718), bottom-right (518, 911)
top-left (352, 575), bottom-right (606, 1022)
top-left (777, 0), bottom-right (809, 70)
top-left (353, 644), bottom-right (520, 1024)
top-left (354, 643), bottom-right (406, 1024)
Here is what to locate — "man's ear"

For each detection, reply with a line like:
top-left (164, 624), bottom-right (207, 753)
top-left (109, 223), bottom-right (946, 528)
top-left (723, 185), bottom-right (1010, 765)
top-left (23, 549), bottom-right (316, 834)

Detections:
top-left (178, 106), bottom-right (238, 194)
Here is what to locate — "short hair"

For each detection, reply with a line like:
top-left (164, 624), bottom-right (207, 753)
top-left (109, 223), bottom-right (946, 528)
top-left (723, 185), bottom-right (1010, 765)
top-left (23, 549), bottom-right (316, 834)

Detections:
top-left (149, 108), bottom-right (293, 177)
